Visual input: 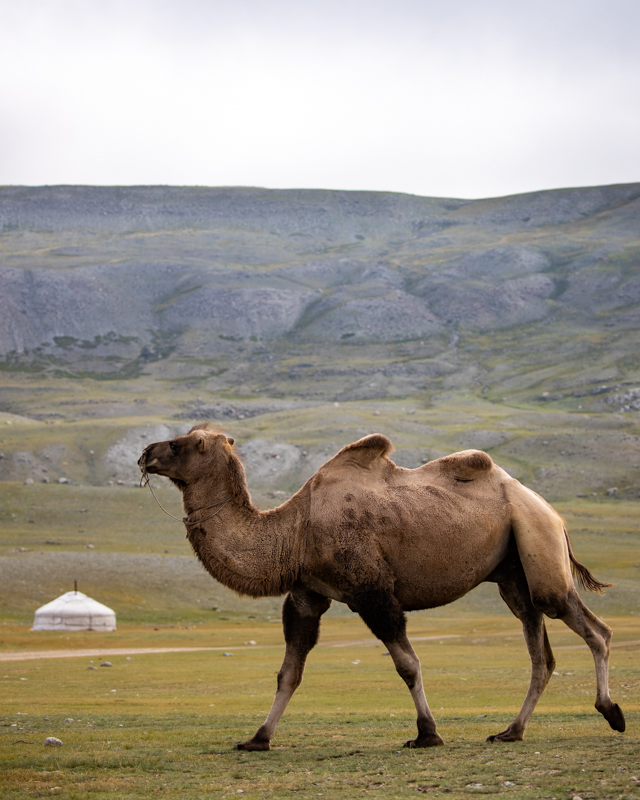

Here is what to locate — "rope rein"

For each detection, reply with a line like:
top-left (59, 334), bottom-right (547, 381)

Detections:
top-left (139, 472), bottom-right (231, 526)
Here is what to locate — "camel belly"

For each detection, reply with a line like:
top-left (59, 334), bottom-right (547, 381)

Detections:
top-left (386, 517), bottom-right (512, 610)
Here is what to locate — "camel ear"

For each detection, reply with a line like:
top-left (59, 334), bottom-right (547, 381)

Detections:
top-left (226, 437), bottom-right (235, 447)
top-left (197, 437), bottom-right (206, 453)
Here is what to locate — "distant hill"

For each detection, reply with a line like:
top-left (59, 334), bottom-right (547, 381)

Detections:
top-left (1, 183), bottom-right (639, 410)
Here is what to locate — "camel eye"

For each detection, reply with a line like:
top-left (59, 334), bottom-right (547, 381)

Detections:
top-left (169, 442), bottom-right (179, 455)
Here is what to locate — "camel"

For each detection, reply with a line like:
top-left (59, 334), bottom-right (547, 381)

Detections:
top-left (138, 424), bottom-right (625, 750)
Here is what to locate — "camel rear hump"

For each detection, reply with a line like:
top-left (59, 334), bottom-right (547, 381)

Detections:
top-left (436, 449), bottom-right (494, 481)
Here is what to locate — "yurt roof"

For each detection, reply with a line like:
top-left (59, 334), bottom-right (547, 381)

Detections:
top-left (32, 590), bottom-right (116, 631)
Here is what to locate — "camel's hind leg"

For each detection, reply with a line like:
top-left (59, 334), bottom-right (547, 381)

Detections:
top-left (355, 589), bottom-right (443, 748)
top-left (506, 479), bottom-right (625, 734)
top-left (234, 589), bottom-right (331, 751)
top-left (488, 571), bottom-right (556, 743)
top-left (557, 591), bottom-right (625, 732)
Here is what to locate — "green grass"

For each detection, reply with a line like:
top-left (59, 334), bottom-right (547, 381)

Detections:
top-left (1, 616), bottom-right (639, 799)
top-left (0, 482), bottom-right (182, 556)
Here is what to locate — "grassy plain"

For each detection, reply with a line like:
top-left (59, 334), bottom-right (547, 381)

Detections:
top-left (2, 615), bottom-right (640, 799)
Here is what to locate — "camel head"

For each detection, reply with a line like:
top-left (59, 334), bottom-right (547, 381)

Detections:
top-left (138, 423), bottom-right (236, 490)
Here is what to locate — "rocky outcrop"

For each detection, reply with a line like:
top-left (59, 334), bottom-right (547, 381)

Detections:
top-left (162, 286), bottom-right (321, 340)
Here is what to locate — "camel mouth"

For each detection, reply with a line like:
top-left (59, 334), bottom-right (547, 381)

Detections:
top-left (138, 450), bottom-right (164, 492)
top-left (137, 448), bottom-right (160, 478)
top-left (138, 457), bottom-right (160, 482)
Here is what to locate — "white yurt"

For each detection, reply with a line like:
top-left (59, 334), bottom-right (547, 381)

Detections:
top-left (32, 588), bottom-right (116, 632)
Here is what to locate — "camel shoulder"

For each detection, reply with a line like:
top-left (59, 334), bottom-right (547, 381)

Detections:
top-left (434, 449), bottom-right (494, 481)
top-left (321, 434), bottom-right (394, 473)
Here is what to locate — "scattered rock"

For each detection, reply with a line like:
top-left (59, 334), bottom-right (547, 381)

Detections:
top-left (100, 662), bottom-right (112, 667)
top-left (44, 737), bottom-right (62, 747)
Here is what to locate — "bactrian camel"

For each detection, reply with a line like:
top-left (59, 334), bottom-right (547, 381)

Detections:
top-left (138, 424), bottom-right (624, 750)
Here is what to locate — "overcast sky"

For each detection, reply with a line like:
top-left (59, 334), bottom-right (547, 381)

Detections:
top-left (1, 0), bottom-right (639, 199)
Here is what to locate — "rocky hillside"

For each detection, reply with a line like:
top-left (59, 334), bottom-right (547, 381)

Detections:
top-left (1, 183), bottom-right (639, 410)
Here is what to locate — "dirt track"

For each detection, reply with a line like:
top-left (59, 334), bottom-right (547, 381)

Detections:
top-left (0, 635), bottom-right (457, 662)
top-left (3, 633), bottom-right (639, 662)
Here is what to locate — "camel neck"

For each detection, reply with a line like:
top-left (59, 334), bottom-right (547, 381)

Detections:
top-left (182, 488), bottom-right (303, 599)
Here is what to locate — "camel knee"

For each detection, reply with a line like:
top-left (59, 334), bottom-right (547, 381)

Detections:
top-left (385, 641), bottom-right (422, 690)
top-left (396, 657), bottom-right (421, 690)
top-left (596, 619), bottom-right (612, 650)
top-left (277, 663), bottom-right (304, 694)
top-left (560, 595), bottom-right (612, 657)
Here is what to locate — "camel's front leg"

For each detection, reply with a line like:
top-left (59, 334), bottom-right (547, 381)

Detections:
top-left (234, 589), bottom-right (331, 751)
top-left (385, 636), bottom-right (444, 748)
top-left (356, 589), bottom-right (443, 748)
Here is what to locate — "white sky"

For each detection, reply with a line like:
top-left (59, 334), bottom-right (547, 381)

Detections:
top-left (1, 0), bottom-right (639, 199)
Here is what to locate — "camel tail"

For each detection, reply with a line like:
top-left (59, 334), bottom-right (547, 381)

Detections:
top-left (564, 526), bottom-right (613, 595)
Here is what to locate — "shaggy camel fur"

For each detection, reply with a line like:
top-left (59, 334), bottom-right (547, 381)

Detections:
top-left (138, 424), bottom-right (625, 750)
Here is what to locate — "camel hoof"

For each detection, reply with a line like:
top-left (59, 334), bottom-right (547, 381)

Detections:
top-left (486, 729), bottom-right (524, 743)
top-left (234, 739), bottom-right (271, 751)
top-left (600, 702), bottom-right (626, 732)
top-left (403, 733), bottom-right (444, 748)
